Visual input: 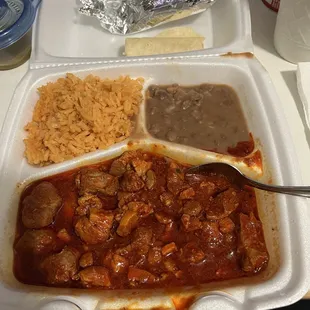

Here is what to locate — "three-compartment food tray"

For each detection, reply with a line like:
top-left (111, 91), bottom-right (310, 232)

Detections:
top-left (0, 0), bottom-right (309, 309)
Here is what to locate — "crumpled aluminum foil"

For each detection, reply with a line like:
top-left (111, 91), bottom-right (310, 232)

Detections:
top-left (79, 0), bottom-right (217, 35)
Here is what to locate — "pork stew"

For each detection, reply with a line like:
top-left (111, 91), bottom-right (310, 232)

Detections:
top-left (13, 151), bottom-right (269, 289)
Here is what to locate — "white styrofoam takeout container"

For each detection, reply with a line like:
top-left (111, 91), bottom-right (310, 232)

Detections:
top-left (0, 0), bottom-right (310, 309)
top-left (31, 0), bottom-right (252, 66)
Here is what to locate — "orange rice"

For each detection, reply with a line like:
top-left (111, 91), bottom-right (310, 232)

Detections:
top-left (24, 73), bottom-right (144, 166)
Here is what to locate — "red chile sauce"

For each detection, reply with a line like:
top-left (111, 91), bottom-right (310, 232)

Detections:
top-left (13, 151), bottom-right (268, 289)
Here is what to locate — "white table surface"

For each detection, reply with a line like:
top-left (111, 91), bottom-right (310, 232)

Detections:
top-left (0, 0), bottom-right (310, 295)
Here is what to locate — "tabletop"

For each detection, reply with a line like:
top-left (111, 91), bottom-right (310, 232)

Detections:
top-left (0, 0), bottom-right (310, 300)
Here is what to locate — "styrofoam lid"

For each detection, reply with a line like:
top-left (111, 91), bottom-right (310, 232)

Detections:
top-left (31, 0), bottom-right (252, 65)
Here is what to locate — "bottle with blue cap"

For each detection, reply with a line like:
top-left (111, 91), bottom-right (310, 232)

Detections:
top-left (0, 0), bottom-right (41, 70)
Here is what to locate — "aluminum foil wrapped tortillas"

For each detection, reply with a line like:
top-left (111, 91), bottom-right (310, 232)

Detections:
top-left (79, 0), bottom-right (218, 35)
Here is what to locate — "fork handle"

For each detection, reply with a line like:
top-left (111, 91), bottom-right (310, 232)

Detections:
top-left (246, 178), bottom-right (310, 198)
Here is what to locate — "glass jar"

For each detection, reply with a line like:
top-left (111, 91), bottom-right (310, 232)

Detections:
top-left (0, 0), bottom-right (41, 70)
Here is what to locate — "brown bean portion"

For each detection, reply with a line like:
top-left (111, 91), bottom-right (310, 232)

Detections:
top-left (146, 84), bottom-right (251, 156)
